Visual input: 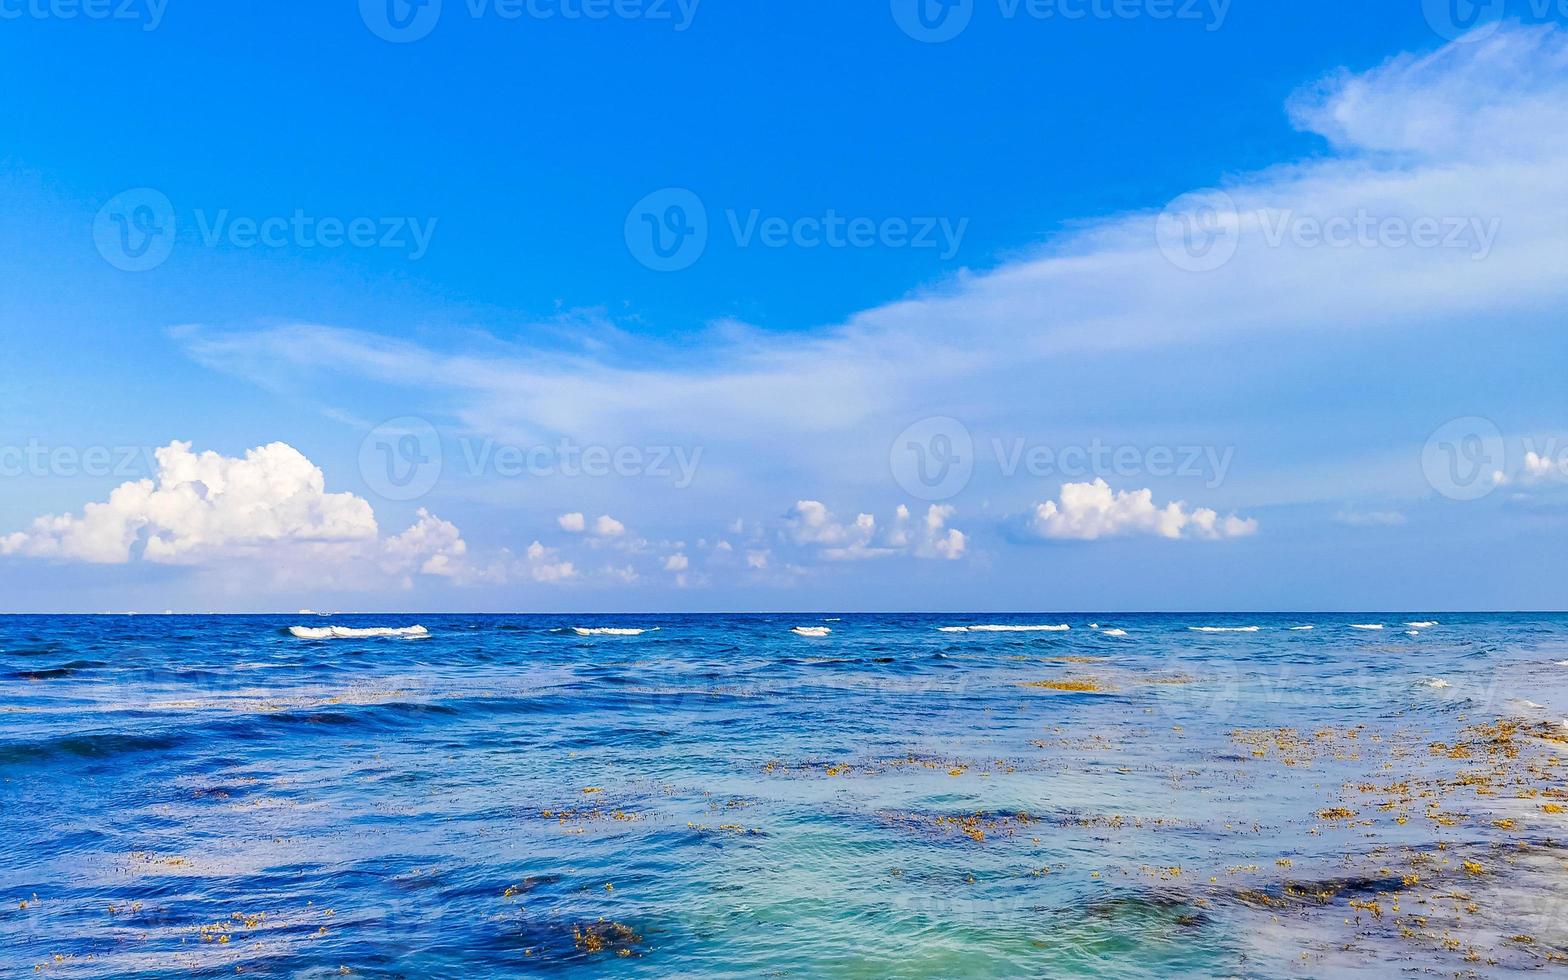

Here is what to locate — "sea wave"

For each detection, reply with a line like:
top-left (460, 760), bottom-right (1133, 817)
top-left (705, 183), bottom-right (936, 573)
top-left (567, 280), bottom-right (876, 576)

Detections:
top-left (1407, 621), bottom-right (1439, 628)
top-left (1188, 626), bottom-right (1261, 633)
top-left (570, 627), bottom-right (659, 636)
top-left (1289, 626), bottom-right (1315, 631)
top-left (1101, 628), bottom-right (1129, 637)
top-left (1349, 624), bottom-right (1385, 631)
top-left (792, 627), bottom-right (832, 637)
top-left (938, 625), bottom-right (1071, 633)
top-left (288, 625), bottom-right (428, 639)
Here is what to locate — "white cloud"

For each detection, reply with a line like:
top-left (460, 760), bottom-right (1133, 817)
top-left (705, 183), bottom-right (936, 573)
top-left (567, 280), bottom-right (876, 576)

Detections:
top-left (1, 441), bottom-right (377, 565)
top-left (523, 541), bottom-right (576, 582)
top-left (1027, 480), bottom-right (1257, 542)
top-left (592, 514), bottom-right (626, 537)
top-left (1490, 448), bottom-right (1567, 487)
top-left (663, 553), bottom-right (689, 571)
top-left (784, 500), bottom-right (968, 561)
top-left (0, 440), bottom-right (589, 591)
top-left (557, 512), bottom-right (586, 532)
top-left (886, 503), bottom-right (966, 559)
top-left (383, 508), bottom-right (468, 577)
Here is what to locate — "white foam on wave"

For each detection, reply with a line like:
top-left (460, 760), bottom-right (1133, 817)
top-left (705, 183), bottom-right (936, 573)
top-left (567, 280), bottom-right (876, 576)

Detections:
top-left (1406, 630), bottom-right (1421, 636)
top-left (570, 627), bottom-right (659, 636)
top-left (1189, 626), bottom-right (1261, 633)
top-left (1555, 661), bottom-right (1568, 668)
top-left (939, 624), bottom-right (1071, 633)
top-left (1289, 626), bottom-right (1315, 631)
top-left (1407, 620), bottom-right (1439, 628)
top-left (1101, 628), bottom-right (1129, 637)
top-left (1350, 624), bottom-right (1385, 631)
top-left (288, 625), bottom-right (428, 640)
top-left (1421, 678), bottom-right (1451, 689)
top-left (792, 626), bottom-right (831, 638)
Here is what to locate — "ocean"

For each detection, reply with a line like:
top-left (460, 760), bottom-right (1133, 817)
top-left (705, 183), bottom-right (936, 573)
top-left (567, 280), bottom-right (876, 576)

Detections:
top-left (3, 613), bottom-right (1567, 977)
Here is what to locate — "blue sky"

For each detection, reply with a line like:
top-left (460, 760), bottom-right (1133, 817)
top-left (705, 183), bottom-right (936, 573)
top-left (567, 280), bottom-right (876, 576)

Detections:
top-left (2, 2), bottom-right (1566, 612)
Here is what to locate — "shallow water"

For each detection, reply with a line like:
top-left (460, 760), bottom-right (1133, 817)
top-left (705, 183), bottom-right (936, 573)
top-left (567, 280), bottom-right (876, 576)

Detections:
top-left (3, 613), bottom-right (1568, 977)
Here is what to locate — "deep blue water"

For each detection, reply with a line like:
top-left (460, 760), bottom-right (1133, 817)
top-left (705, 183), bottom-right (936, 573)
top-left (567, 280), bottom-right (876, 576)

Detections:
top-left (4, 613), bottom-right (1568, 977)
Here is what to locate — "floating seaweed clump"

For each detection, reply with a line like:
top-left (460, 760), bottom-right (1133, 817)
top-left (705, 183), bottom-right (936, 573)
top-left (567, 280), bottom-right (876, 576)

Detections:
top-left (572, 919), bottom-right (642, 957)
top-left (878, 809), bottom-right (1038, 843)
top-left (1020, 678), bottom-right (1113, 693)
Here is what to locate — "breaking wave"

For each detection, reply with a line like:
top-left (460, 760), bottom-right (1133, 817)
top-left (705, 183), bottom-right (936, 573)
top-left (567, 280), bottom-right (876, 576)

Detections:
top-left (287, 625), bottom-right (428, 639)
top-left (938, 625), bottom-right (1071, 633)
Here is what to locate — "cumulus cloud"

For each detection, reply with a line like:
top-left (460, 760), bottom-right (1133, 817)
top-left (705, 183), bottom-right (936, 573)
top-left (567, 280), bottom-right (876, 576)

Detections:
top-left (0, 440), bottom-right (586, 591)
top-left (592, 514), bottom-right (625, 537)
top-left (663, 553), bottom-right (689, 571)
top-left (557, 512), bottom-right (586, 532)
top-left (1, 441), bottom-right (377, 565)
top-left (886, 503), bottom-right (967, 560)
top-left (523, 541), bottom-right (576, 582)
top-left (1026, 480), bottom-right (1257, 542)
top-left (382, 508), bottom-right (468, 577)
top-left (1490, 447), bottom-right (1567, 487)
top-left (784, 500), bottom-right (968, 561)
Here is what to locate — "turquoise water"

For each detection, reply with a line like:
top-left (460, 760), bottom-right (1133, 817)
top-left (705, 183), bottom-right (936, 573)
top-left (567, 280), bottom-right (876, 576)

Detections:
top-left (3, 614), bottom-right (1568, 977)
